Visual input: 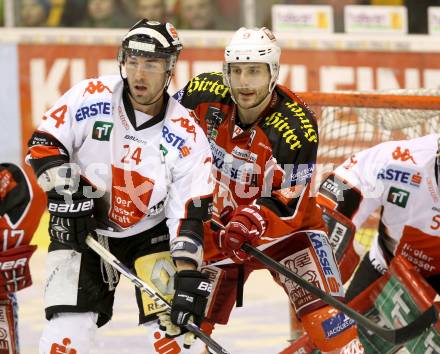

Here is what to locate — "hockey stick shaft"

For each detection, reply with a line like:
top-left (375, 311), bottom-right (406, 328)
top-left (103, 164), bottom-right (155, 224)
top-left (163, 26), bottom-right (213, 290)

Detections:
top-left (242, 243), bottom-right (438, 345)
top-left (86, 236), bottom-right (230, 354)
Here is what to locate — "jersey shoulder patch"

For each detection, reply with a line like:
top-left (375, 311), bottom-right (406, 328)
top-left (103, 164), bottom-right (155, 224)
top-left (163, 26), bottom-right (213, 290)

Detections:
top-left (178, 72), bottom-right (232, 109)
top-left (163, 99), bottom-right (208, 155)
top-left (71, 76), bottom-right (118, 123)
top-left (260, 85), bottom-right (319, 163)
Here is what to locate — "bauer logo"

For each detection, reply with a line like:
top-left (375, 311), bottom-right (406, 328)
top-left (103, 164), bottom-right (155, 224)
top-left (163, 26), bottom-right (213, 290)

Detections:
top-left (92, 121), bottom-right (113, 141)
top-left (48, 200), bottom-right (94, 214)
top-left (322, 312), bottom-right (355, 338)
top-left (387, 187), bottom-right (410, 208)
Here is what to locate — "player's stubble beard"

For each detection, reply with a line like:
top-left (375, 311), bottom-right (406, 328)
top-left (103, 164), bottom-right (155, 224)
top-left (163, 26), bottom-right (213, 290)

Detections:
top-left (234, 84), bottom-right (272, 126)
top-left (128, 75), bottom-right (167, 115)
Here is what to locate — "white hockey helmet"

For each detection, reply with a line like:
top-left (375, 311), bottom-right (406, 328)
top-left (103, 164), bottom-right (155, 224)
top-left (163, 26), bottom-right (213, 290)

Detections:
top-left (223, 27), bottom-right (281, 93)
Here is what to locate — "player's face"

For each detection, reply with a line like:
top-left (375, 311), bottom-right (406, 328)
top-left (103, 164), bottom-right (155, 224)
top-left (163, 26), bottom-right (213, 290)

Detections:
top-left (125, 55), bottom-right (168, 105)
top-left (229, 63), bottom-right (271, 109)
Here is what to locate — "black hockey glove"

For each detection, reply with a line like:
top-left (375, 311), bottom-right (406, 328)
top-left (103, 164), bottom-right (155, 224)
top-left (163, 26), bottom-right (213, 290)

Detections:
top-left (47, 190), bottom-right (95, 252)
top-left (171, 270), bottom-right (212, 327)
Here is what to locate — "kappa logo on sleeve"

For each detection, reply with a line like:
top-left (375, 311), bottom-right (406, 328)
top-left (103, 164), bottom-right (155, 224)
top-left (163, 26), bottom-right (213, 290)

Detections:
top-left (82, 80), bottom-right (112, 96)
top-left (171, 117), bottom-right (197, 142)
top-left (392, 146), bottom-right (416, 164)
top-left (343, 155), bottom-right (358, 170)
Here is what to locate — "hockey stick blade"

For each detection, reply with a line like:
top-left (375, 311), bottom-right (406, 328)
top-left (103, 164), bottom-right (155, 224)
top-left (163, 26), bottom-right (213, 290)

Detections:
top-left (242, 243), bottom-right (438, 345)
top-left (86, 236), bottom-right (230, 354)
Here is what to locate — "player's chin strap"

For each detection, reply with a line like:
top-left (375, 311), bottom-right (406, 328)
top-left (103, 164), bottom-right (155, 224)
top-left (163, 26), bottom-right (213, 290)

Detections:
top-left (241, 242), bottom-right (439, 345)
top-left (85, 235), bottom-right (230, 354)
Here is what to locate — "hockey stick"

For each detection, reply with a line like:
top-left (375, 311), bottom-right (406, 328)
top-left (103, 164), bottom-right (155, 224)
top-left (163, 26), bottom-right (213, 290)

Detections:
top-left (85, 236), bottom-right (230, 354)
top-left (241, 243), bottom-right (438, 345)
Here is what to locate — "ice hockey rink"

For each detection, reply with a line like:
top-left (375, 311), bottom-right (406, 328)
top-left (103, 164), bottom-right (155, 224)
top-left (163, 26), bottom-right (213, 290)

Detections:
top-left (17, 215), bottom-right (291, 354)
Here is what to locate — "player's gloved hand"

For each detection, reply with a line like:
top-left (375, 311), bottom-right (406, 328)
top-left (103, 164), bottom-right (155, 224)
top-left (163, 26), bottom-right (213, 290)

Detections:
top-left (47, 189), bottom-right (95, 252)
top-left (218, 205), bottom-right (266, 263)
top-left (157, 312), bottom-right (197, 349)
top-left (0, 244), bottom-right (37, 294)
top-left (171, 270), bottom-right (211, 326)
top-left (39, 165), bottom-right (96, 252)
top-left (158, 270), bottom-right (211, 348)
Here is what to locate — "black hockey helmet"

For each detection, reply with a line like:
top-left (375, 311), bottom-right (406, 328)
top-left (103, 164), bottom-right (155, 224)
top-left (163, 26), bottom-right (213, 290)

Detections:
top-left (118, 19), bottom-right (182, 72)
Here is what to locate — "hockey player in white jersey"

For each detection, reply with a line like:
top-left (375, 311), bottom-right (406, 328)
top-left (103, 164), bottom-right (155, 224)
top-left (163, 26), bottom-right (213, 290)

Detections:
top-left (316, 134), bottom-right (440, 353)
top-left (26, 19), bottom-right (213, 353)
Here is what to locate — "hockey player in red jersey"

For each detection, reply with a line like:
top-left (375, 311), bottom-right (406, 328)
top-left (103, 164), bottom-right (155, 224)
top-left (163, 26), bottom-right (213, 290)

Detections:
top-left (173, 27), bottom-right (363, 353)
top-left (317, 134), bottom-right (440, 352)
top-left (26, 20), bottom-right (213, 353)
top-left (0, 162), bottom-right (45, 354)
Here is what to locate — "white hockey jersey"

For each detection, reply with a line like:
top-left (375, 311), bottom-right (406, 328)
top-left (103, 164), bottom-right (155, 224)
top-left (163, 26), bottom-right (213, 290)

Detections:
top-left (321, 134), bottom-right (440, 277)
top-left (27, 75), bottom-right (213, 241)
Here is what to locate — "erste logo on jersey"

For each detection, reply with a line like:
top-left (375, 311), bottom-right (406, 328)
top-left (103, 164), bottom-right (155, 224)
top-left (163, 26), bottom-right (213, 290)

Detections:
top-left (162, 126), bottom-right (185, 149)
top-left (75, 100), bottom-right (111, 122)
top-left (377, 167), bottom-right (422, 188)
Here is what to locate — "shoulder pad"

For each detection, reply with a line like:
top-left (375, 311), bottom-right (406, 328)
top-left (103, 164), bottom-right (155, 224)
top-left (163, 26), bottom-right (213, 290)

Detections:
top-left (179, 72), bottom-right (232, 108)
top-left (260, 86), bottom-right (319, 164)
top-left (0, 164), bottom-right (31, 225)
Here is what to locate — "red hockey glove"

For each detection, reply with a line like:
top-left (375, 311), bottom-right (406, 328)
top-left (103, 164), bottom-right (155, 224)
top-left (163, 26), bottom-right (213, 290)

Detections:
top-left (0, 244), bottom-right (37, 295)
top-left (218, 205), bottom-right (266, 263)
